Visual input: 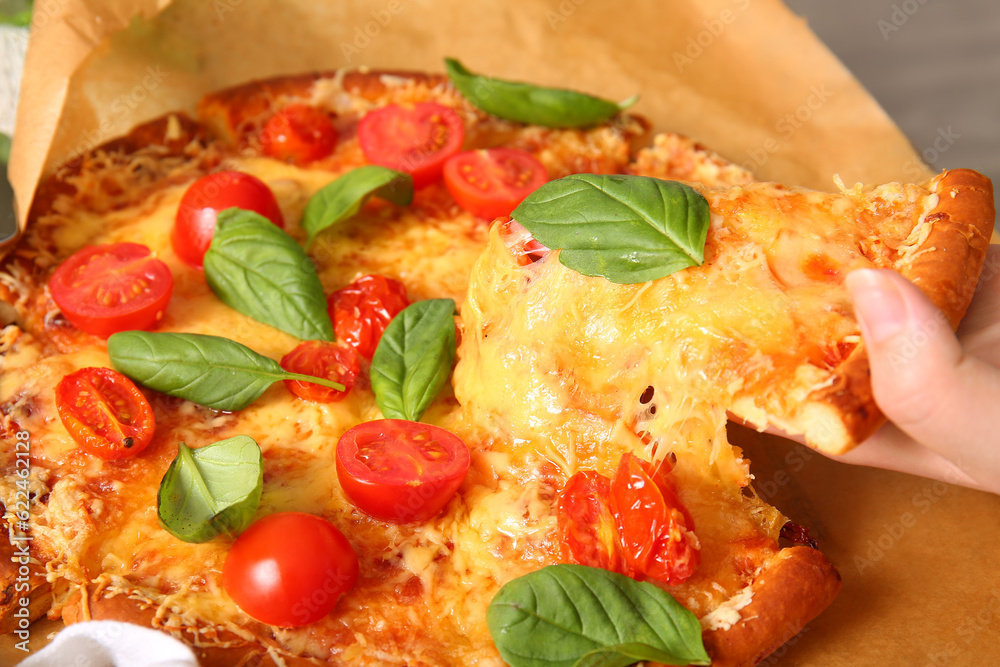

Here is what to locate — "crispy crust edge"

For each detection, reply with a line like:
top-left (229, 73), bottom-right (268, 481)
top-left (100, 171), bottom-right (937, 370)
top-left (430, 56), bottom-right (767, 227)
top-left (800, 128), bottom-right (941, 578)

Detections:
top-left (903, 168), bottom-right (996, 327)
top-left (60, 589), bottom-right (318, 667)
top-left (755, 169), bottom-right (996, 455)
top-left (700, 546), bottom-right (841, 667)
top-left (196, 69), bottom-right (451, 147)
top-left (803, 168), bottom-right (995, 454)
top-left (59, 545), bottom-right (840, 667)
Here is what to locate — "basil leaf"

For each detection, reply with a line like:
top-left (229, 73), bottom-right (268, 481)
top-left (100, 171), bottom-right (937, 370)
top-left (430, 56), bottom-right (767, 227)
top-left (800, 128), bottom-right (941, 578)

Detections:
top-left (445, 57), bottom-right (637, 129)
top-left (157, 436), bottom-right (263, 543)
top-left (108, 331), bottom-right (344, 412)
top-left (487, 564), bottom-right (711, 667)
top-left (369, 299), bottom-right (456, 421)
top-left (204, 208), bottom-right (333, 341)
top-left (512, 174), bottom-right (710, 284)
top-left (302, 166), bottom-right (413, 246)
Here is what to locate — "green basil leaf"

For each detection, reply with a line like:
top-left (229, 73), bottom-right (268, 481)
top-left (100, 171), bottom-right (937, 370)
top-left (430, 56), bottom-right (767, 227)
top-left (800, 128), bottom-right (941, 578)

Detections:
top-left (302, 166), bottom-right (413, 246)
top-left (107, 331), bottom-right (344, 412)
top-left (157, 436), bottom-right (263, 543)
top-left (0, 133), bottom-right (11, 165)
top-left (487, 564), bottom-right (711, 667)
top-left (445, 57), bottom-right (637, 129)
top-left (369, 299), bottom-right (456, 422)
top-left (511, 174), bottom-right (710, 284)
top-left (204, 208), bottom-right (333, 341)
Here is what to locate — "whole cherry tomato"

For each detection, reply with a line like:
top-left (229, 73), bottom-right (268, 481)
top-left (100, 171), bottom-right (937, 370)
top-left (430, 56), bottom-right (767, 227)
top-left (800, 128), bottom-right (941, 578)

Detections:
top-left (49, 242), bottom-right (173, 338)
top-left (280, 340), bottom-right (360, 403)
top-left (55, 367), bottom-right (155, 460)
top-left (609, 453), bottom-right (700, 585)
top-left (336, 419), bottom-right (470, 523)
top-left (261, 104), bottom-right (338, 165)
top-left (327, 275), bottom-right (409, 361)
top-left (557, 470), bottom-right (624, 573)
top-left (357, 103), bottom-right (465, 188)
top-left (172, 171), bottom-right (284, 269)
top-left (222, 512), bottom-right (359, 627)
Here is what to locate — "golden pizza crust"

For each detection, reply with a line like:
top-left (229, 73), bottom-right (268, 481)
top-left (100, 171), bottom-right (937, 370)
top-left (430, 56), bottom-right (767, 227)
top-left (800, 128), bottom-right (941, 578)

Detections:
top-left (700, 546), bottom-right (841, 667)
top-left (902, 169), bottom-right (995, 327)
top-left (789, 169), bottom-right (994, 453)
top-left (57, 545), bottom-right (840, 667)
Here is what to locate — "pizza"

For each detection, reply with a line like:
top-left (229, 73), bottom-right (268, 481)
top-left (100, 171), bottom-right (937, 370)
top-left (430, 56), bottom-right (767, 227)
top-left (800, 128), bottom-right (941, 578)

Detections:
top-left (0, 65), bottom-right (993, 667)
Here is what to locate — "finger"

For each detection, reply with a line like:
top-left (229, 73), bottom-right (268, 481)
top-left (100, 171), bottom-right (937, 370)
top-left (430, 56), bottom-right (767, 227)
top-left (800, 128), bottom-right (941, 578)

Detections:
top-left (835, 423), bottom-right (983, 490)
top-left (846, 268), bottom-right (1000, 490)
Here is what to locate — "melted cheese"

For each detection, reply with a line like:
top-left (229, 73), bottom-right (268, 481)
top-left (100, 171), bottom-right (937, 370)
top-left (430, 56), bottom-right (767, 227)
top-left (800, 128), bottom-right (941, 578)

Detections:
top-left (1, 71), bottom-right (921, 661)
top-left (0, 77), bottom-right (650, 664)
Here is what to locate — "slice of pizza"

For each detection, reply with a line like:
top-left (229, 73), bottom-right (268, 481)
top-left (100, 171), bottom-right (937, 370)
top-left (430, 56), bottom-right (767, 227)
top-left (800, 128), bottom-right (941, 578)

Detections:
top-left (0, 63), bottom-right (993, 667)
top-left (455, 164), bottom-right (991, 664)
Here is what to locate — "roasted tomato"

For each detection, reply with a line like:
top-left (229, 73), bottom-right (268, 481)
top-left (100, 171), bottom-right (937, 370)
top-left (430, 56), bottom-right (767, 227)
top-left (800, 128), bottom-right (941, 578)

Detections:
top-left (336, 419), bottom-right (470, 523)
top-left (172, 171), bottom-right (285, 269)
top-left (55, 367), bottom-right (155, 460)
top-left (260, 104), bottom-right (338, 165)
top-left (495, 217), bottom-right (550, 266)
top-left (222, 512), bottom-right (359, 627)
top-left (557, 470), bottom-right (624, 573)
top-left (444, 148), bottom-right (548, 219)
top-left (357, 102), bottom-right (465, 188)
top-left (49, 242), bottom-right (173, 339)
top-left (609, 453), bottom-right (700, 585)
top-left (327, 274), bottom-right (409, 361)
top-left (280, 340), bottom-right (359, 403)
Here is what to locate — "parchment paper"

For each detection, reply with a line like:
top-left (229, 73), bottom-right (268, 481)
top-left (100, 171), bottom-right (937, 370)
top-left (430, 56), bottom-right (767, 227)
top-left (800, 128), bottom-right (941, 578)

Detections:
top-left (5, 1), bottom-right (999, 665)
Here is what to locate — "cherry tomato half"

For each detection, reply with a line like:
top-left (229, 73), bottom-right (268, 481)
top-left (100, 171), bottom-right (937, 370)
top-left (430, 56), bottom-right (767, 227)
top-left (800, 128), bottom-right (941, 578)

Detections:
top-left (557, 470), bottom-right (624, 573)
top-left (261, 104), bottom-right (338, 165)
top-left (327, 275), bottom-right (409, 361)
top-left (172, 171), bottom-right (285, 269)
top-left (55, 367), bottom-right (155, 460)
top-left (336, 419), bottom-right (470, 523)
top-left (222, 512), bottom-right (359, 627)
top-left (49, 242), bottom-right (173, 338)
top-left (357, 102), bottom-right (465, 188)
top-left (280, 340), bottom-right (360, 403)
top-left (444, 148), bottom-right (548, 219)
top-left (496, 218), bottom-right (550, 266)
top-left (609, 453), bottom-right (700, 586)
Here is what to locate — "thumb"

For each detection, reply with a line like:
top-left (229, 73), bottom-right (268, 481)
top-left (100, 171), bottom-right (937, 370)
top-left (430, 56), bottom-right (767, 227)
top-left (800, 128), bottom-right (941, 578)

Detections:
top-left (846, 268), bottom-right (1000, 482)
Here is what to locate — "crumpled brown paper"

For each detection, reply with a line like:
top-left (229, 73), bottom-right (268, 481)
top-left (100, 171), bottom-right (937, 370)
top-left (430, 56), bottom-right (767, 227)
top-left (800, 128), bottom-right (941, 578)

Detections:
top-left (5, 0), bottom-right (999, 665)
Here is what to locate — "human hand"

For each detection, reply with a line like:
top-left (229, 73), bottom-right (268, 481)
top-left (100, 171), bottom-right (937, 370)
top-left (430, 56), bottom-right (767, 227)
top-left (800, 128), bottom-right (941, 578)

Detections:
top-left (838, 244), bottom-right (1000, 494)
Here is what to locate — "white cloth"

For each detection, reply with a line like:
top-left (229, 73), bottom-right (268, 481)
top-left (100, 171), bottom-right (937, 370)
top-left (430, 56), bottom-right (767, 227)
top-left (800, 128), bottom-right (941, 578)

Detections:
top-left (0, 25), bottom-right (28, 137)
top-left (19, 621), bottom-right (198, 667)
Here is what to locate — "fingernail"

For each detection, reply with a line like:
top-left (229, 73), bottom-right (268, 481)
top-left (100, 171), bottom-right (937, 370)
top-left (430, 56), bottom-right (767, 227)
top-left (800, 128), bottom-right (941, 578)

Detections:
top-left (846, 269), bottom-right (908, 344)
